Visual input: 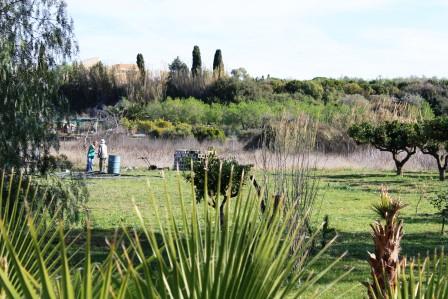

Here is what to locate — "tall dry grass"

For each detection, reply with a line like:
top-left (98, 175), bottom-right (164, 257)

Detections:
top-left (57, 134), bottom-right (435, 172)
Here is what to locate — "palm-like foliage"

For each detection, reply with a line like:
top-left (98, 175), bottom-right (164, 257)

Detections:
top-left (369, 251), bottom-right (448, 299)
top-left (367, 188), bottom-right (408, 298)
top-left (0, 171), bottom-right (347, 298)
top-left (0, 171), bottom-right (68, 295)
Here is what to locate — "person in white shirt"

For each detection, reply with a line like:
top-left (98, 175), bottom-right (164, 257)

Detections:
top-left (98, 139), bottom-right (108, 173)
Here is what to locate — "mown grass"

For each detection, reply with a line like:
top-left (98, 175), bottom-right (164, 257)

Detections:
top-left (83, 169), bottom-right (448, 298)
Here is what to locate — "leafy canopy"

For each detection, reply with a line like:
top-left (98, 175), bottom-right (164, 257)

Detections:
top-left (0, 0), bottom-right (76, 171)
top-left (349, 121), bottom-right (419, 153)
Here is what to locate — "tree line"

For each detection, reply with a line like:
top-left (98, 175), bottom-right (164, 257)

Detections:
top-left (59, 45), bottom-right (448, 118)
top-left (349, 117), bottom-right (448, 180)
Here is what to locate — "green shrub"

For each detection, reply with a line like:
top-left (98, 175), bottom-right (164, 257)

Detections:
top-left (430, 190), bottom-right (448, 234)
top-left (1, 172), bottom-right (88, 224)
top-left (192, 125), bottom-right (226, 142)
top-left (136, 119), bottom-right (156, 134)
top-left (132, 118), bottom-right (193, 139)
top-left (31, 175), bottom-right (89, 224)
top-left (343, 82), bottom-right (364, 95)
top-left (184, 153), bottom-right (252, 201)
top-left (121, 117), bottom-right (138, 132)
top-left (40, 154), bottom-right (73, 173)
top-left (172, 122), bottom-right (193, 138)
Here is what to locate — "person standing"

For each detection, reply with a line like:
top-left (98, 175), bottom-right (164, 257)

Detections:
top-left (86, 141), bottom-right (97, 173)
top-left (98, 139), bottom-right (108, 173)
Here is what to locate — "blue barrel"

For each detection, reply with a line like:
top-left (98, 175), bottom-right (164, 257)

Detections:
top-left (107, 155), bottom-right (121, 175)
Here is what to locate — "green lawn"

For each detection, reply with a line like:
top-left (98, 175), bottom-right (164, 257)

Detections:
top-left (83, 169), bottom-right (448, 298)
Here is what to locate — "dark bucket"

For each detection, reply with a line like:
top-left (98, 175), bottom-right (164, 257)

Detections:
top-left (107, 155), bottom-right (121, 175)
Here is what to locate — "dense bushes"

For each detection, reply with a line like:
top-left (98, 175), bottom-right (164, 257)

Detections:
top-left (60, 62), bottom-right (126, 112)
top-left (205, 77), bottom-right (271, 103)
top-left (121, 117), bottom-right (225, 142)
top-left (38, 154), bottom-right (74, 174)
top-left (61, 54), bottom-right (448, 121)
top-left (122, 118), bottom-right (191, 139)
top-left (115, 93), bottom-right (431, 152)
top-left (192, 125), bottom-right (225, 142)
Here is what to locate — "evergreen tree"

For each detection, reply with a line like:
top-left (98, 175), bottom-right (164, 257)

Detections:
top-left (166, 56), bottom-right (190, 98)
top-left (191, 45), bottom-right (202, 77)
top-left (169, 56), bottom-right (189, 75)
top-left (213, 49), bottom-right (225, 79)
top-left (136, 53), bottom-right (146, 79)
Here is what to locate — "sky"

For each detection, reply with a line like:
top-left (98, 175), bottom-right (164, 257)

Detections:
top-left (65, 0), bottom-right (448, 79)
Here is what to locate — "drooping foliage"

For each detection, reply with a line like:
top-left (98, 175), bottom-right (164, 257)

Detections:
top-left (0, 0), bottom-right (76, 171)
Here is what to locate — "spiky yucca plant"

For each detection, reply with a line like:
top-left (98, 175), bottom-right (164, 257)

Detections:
top-left (367, 187), bottom-right (408, 298)
top-left (0, 171), bottom-right (73, 296)
top-left (369, 251), bottom-right (448, 299)
top-left (0, 170), bottom-right (347, 298)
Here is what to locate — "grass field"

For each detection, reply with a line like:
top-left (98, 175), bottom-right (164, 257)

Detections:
top-left (83, 169), bottom-right (448, 298)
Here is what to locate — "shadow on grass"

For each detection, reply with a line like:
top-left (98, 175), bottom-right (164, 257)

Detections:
top-left (68, 227), bottom-right (166, 264)
top-left (320, 171), bottom-right (440, 183)
top-left (327, 231), bottom-right (448, 260)
top-left (401, 213), bottom-right (443, 225)
top-left (311, 230), bottom-right (448, 286)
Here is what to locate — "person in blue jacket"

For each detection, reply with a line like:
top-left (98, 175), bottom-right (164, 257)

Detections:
top-left (86, 141), bottom-right (98, 172)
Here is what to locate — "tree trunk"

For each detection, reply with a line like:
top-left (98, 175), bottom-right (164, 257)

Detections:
top-left (442, 217), bottom-right (445, 235)
top-left (395, 163), bottom-right (403, 176)
top-left (392, 150), bottom-right (414, 176)
top-left (219, 199), bottom-right (228, 228)
top-left (438, 167), bottom-right (446, 181)
top-left (435, 155), bottom-right (447, 181)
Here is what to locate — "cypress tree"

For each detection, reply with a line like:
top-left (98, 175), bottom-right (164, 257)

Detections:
top-left (191, 45), bottom-right (202, 77)
top-left (213, 49), bottom-right (225, 79)
top-left (136, 53), bottom-right (146, 79)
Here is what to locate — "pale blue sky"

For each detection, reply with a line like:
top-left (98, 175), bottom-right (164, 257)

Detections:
top-left (66, 0), bottom-right (448, 79)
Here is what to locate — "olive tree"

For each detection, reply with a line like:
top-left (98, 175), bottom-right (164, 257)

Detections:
top-left (0, 0), bottom-right (76, 172)
top-left (417, 117), bottom-right (448, 181)
top-left (184, 153), bottom-right (252, 226)
top-left (349, 121), bottom-right (419, 175)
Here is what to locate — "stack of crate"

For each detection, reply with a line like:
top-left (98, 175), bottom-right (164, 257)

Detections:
top-left (173, 149), bottom-right (205, 170)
